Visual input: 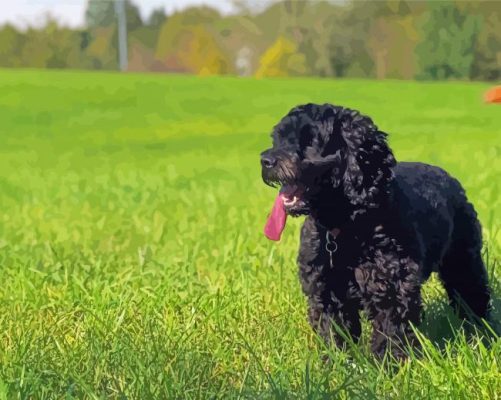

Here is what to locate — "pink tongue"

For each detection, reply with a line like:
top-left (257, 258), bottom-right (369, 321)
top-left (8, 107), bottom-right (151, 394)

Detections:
top-left (264, 195), bottom-right (287, 241)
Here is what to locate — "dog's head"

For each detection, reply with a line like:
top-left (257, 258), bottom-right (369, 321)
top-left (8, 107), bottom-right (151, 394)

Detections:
top-left (261, 104), bottom-right (396, 219)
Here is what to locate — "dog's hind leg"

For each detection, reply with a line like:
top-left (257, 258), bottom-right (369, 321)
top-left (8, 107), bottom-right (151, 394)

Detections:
top-left (438, 202), bottom-right (491, 320)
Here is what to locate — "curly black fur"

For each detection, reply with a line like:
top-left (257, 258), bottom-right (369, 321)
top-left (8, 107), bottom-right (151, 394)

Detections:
top-left (260, 103), bottom-right (492, 359)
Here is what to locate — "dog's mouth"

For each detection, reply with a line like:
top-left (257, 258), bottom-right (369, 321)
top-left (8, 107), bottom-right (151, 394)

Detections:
top-left (264, 183), bottom-right (309, 241)
top-left (280, 184), bottom-right (307, 213)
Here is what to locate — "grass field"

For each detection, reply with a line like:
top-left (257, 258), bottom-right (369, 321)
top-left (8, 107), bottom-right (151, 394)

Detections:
top-left (0, 69), bottom-right (500, 399)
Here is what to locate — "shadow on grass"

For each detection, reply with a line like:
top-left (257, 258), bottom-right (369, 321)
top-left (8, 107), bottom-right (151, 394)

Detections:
top-left (419, 295), bottom-right (501, 349)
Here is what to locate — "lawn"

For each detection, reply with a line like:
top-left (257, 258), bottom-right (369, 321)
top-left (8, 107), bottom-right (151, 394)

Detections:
top-left (0, 69), bottom-right (500, 399)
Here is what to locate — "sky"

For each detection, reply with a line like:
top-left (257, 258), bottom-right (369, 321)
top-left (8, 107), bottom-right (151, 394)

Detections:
top-left (0, 0), bottom-right (238, 28)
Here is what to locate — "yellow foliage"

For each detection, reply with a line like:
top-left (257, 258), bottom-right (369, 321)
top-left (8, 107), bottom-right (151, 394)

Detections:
top-left (178, 26), bottom-right (232, 75)
top-left (86, 27), bottom-right (114, 59)
top-left (255, 36), bottom-right (307, 78)
top-left (155, 12), bottom-right (232, 75)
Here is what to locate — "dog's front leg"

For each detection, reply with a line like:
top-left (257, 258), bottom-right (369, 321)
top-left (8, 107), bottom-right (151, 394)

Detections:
top-left (355, 253), bottom-right (422, 360)
top-left (298, 217), bottom-right (361, 349)
top-left (303, 288), bottom-right (362, 349)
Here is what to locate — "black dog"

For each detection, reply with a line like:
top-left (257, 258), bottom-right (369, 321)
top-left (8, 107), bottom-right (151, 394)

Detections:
top-left (260, 103), bottom-right (491, 359)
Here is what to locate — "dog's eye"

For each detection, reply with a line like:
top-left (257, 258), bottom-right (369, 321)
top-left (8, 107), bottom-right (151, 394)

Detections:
top-left (299, 126), bottom-right (314, 149)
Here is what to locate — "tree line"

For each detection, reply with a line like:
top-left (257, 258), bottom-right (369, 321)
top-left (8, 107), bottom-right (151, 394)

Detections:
top-left (0, 0), bottom-right (499, 81)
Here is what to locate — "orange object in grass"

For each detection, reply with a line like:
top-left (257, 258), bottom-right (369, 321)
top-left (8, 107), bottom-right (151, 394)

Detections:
top-left (484, 86), bottom-right (501, 103)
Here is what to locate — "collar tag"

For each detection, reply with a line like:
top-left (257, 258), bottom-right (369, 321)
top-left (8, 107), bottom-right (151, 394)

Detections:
top-left (325, 229), bottom-right (340, 268)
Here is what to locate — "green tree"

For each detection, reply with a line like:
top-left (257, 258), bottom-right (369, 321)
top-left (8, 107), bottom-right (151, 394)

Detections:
top-left (336, 0), bottom-right (425, 79)
top-left (0, 24), bottom-right (25, 67)
top-left (45, 24), bottom-right (87, 69)
top-left (469, 1), bottom-right (501, 81)
top-left (416, 1), bottom-right (481, 80)
top-left (147, 7), bottom-right (167, 28)
top-left (85, 0), bottom-right (115, 29)
top-left (293, 2), bottom-right (340, 77)
top-left (328, 0), bottom-right (386, 78)
top-left (125, 1), bottom-right (143, 31)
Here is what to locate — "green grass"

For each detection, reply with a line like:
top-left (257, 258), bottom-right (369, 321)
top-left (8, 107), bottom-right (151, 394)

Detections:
top-left (0, 69), bottom-right (500, 399)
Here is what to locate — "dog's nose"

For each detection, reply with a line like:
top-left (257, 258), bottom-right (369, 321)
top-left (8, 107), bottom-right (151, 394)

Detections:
top-left (261, 154), bottom-right (277, 169)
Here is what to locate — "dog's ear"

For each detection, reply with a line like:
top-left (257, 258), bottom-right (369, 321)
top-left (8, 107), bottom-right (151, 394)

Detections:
top-left (340, 112), bottom-right (396, 208)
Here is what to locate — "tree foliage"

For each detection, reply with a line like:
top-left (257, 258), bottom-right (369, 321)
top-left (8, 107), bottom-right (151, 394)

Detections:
top-left (155, 7), bottom-right (232, 75)
top-left (147, 8), bottom-right (167, 28)
top-left (255, 36), bottom-right (307, 77)
top-left (416, 0), bottom-right (481, 80)
top-left (0, 24), bottom-right (25, 67)
top-left (0, 0), bottom-right (499, 81)
top-left (469, 2), bottom-right (501, 81)
top-left (85, 0), bottom-right (116, 29)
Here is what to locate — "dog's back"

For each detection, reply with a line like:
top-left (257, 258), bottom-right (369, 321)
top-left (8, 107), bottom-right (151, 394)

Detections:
top-left (392, 162), bottom-right (468, 275)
